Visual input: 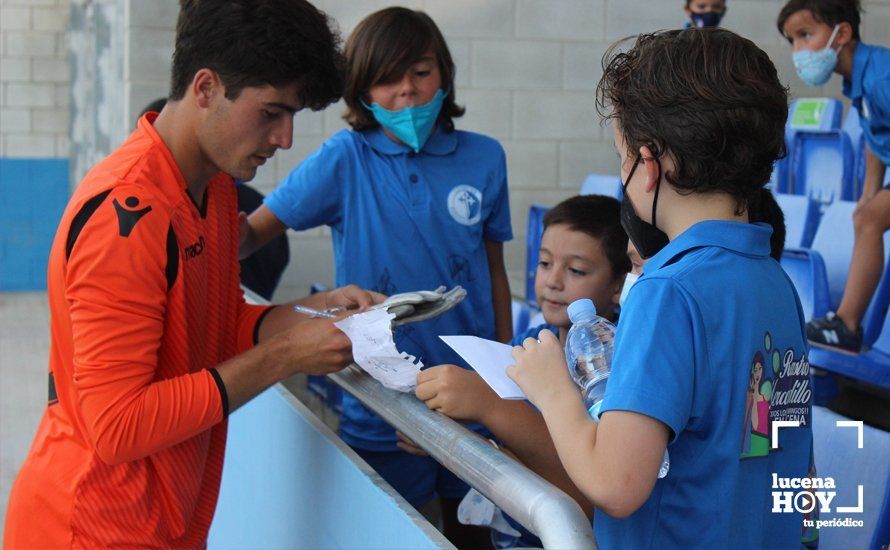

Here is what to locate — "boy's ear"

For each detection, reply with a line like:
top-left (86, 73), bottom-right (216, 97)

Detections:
top-left (639, 145), bottom-right (661, 193)
top-left (836, 22), bottom-right (854, 47)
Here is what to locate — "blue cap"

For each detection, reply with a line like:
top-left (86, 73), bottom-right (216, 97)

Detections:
top-left (567, 298), bottom-right (597, 323)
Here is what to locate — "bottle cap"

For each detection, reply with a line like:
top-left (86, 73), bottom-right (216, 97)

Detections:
top-left (567, 298), bottom-right (597, 323)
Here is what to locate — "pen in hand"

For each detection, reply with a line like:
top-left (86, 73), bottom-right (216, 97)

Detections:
top-left (293, 305), bottom-right (338, 319)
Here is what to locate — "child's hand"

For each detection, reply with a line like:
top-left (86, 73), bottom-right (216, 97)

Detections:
top-left (415, 365), bottom-right (497, 423)
top-left (395, 431), bottom-right (428, 456)
top-left (507, 329), bottom-right (579, 410)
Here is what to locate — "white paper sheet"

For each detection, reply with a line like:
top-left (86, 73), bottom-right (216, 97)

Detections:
top-left (439, 335), bottom-right (526, 399)
top-left (335, 309), bottom-right (422, 392)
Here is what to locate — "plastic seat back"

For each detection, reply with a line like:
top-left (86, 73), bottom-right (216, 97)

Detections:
top-left (811, 405), bottom-right (890, 549)
top-left (791, 131), bottom-right (856, 203)
top-left (775, 193), bottom-right (821, 249)
top-left (780, 248), bottom-right (831, 320)
top-left (810, 201), bottom-right (890, 317)
top-left (580, 173), bottom-right (622, 199)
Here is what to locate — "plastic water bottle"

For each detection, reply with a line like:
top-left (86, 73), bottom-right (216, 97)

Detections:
top-left (565, 299), bottom-right (670, 479)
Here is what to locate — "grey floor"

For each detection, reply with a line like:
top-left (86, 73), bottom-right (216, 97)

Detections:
top-left (0, 293), bottom-right (51, 542)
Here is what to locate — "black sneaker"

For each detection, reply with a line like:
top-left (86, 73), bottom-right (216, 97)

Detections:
top-left (807, 312), bottom-right (863, 355)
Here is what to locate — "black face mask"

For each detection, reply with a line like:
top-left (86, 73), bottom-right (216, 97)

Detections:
top-left (690, 11), bottom-right (724, 28)
top-left (620, 156), bottom-right (670, 259)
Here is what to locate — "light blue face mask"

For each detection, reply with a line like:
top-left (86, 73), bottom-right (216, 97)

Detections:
top-left (792, 25), bottom-right (841, 88)
top-left (618, 272), bottom-right (639, 309)
top-left (362, 89), bottom-right (447, 153)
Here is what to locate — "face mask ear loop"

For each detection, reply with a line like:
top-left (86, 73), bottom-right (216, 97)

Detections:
top-left (623, 157), bottom-right (641, 191)
top-left (650, 158), bottom-right (663, 229)
top-left (826, 24), bottom-right (842, 53)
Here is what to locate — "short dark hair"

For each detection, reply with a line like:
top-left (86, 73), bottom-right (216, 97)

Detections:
top-left (342, 7), bottom-right (464, 131)
top-left (749, 189), bottom-right (786, 261)
top-left (597, 29), bottom-right (788, 214)
top-left (777, 0), bottom-right (862, 41)
top-left (170, 0), bottom-right (343, 110)
top-left (543, 195), bottom-right (631, 281)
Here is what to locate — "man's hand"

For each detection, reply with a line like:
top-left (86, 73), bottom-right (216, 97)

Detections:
top-left (415, 365), bottom-right (497, 423)
top-left (325, 285), bottom-right (386, 311)
top-left (507, 329), bottom-right (579, 411)
top-left (273, 313), bottom-right (355, 377)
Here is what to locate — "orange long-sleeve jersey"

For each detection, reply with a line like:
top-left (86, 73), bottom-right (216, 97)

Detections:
top-left (4, 113), bottom-right (272, 548)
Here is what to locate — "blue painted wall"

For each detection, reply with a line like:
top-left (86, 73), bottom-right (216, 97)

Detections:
top-left (0, 158), bottom-right (69, 290)
top-left (208, 386), bottom-right (450, 549)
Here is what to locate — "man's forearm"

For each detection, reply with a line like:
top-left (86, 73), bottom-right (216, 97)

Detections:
top-left (215, 335), bottom-right (291, 413)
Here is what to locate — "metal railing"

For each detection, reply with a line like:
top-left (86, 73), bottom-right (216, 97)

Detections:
top-left (244, 288), bottom-right (596, 549)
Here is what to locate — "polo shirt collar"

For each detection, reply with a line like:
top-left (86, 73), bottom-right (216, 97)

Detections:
top-left (643, 220), bottom-right (772, 275)
top-left (843, 42), bottom-right (872, 100)
top-left (364, 125), bottom-right (458, 157)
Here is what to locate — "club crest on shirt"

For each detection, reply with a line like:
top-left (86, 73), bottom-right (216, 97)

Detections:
top-left (447, 185), bottom-right (482, 226)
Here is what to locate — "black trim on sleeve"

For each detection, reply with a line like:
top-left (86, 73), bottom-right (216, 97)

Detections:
top-left (48, 372), bottom-right (59, 405)
top-left (253, 306), bottom-right (275, 345)
top-left (66, 190), bottom-right (112, 261)
top-left (165, 224), bottom-right (179, 291)
top-left (209, 368), bottom-right (229, 420)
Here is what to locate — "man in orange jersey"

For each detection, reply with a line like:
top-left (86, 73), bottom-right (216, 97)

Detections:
top-left (4, 1), bottom-right (381, 547)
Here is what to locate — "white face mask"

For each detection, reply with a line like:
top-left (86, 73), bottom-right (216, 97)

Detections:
top-left (619, 272), bottom-right (640, 309)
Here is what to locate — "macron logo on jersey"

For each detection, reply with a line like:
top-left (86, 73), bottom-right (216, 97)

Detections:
top-left (113, 196), bottom-right (152, 237)
top-left (183, 236), bottom-right (206, 260)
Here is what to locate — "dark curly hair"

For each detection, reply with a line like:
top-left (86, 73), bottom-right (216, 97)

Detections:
top-left (777, 0), bottom-right (862, 42)
top-left (597, 29), bottom-right (788, 214)
top-left (170, 0), bottom-right (343, 110)
top-left (342, 7), bottom-right (465, 132)
top-left (543, 195), bottom-right (631, 281)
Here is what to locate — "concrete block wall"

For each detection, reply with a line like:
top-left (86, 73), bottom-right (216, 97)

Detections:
top-left (0, 0), bottom-right (71, 158)
top-left (0, 0), bottom-right (71, 289)
top-left (5, 0), bottom-right (889, 296)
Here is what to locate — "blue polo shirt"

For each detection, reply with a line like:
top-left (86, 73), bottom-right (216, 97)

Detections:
top-left (265, 126), bottom-right (512, 450)
top-left (596, 221), bottom-right (813, 549)
top-left (843, 42), bottom-right (890, 165)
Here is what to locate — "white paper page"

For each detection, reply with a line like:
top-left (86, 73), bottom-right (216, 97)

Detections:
top-left (335, 309), bottom-right (422, 392)
top-left (439, 335), bottom-right (526, 399)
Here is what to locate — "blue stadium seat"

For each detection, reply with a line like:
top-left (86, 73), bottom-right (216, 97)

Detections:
top-left (769, 153), bottom-right (791, 194)
top-left (775, 98), bottom-right (843, 195)
top-left (809, 201), bottom-right (890, 312)
top-left (775, 193), bottom-right (821, 249)
top-left (580, 173), bottom-right (622, 198)
top-left (791, 131), bottom-right (856, 203)
top-left (788, 97), bottom-right (843, 133)
top-left (811, 405), bottom-right (890, 549)
top-left (780, 248), bottom-right (831, 321)
top-left (526, 205), bottom-right (550, 305)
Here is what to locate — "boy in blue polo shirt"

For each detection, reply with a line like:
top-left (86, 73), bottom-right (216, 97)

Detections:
top-left (508, 29), bottom-right (813, 548)
top-left (239, 7), bottom-right (511, 546)
top-left (778, 0), bottom-right (890, 353)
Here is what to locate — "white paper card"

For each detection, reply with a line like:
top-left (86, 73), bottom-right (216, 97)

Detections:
top-left (439, 335), bottom-right (526, 399)
top-left (335, 309), bottom-right (422, 392)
